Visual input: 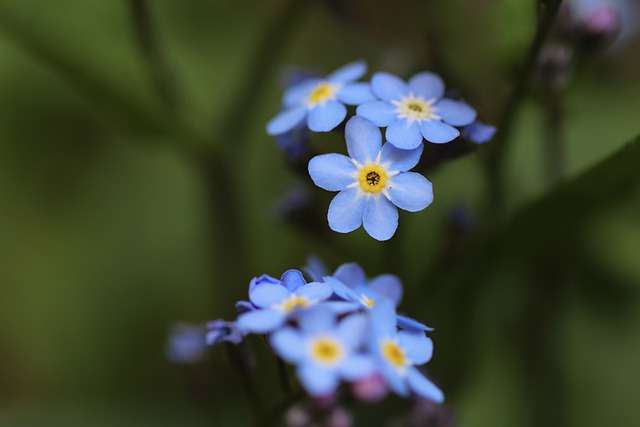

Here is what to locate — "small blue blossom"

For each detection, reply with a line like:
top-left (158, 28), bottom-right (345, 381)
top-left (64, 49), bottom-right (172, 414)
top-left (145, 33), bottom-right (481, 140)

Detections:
top-left (237, 269), bottom-right (332, 334)
top-left (276, 122), bottom-right (310, 160)
top-left (165, 323), bottom-right (207, 364)
top-left (267, 60), bottom-right (376, 135)
top-left (369, 300), bottom-right (444, 403)
top-left (308, 116), bottom-right (433, 241)
top-left (461, 121), bottom-right (497, 144)
top-left (357, 71), bottom-right (477, 149)
top-left (270, 306), bottom-right (376, 397)
top-left (206, 320), bottom-right (244, 345)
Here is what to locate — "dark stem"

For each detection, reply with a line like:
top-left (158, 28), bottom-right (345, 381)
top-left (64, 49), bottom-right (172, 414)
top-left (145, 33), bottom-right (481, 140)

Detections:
top-left (225, 343), bottom-right (264, 418)
top-left (485, 0), bottom-right (564, 216)
top-left (129, 0), bottom-right (182, 113)
top-left (542, 85), bottom-right (565, 185)
top-left (276, 356), bottom-right (292, 394)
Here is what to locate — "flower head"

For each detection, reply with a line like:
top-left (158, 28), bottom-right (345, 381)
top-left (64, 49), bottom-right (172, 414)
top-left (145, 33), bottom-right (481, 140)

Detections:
top-left (271, 306), bottom-right (375, 397)
top-left (461, 121), bottom-right (497, 144)
top-left (267, 61), bottom-right (376, 135)
top-left (308, 116), bottom-right (433, 241)
top-left (165, 323), bottom-right (207, 364)
top-left (356, 71), bottom-right (477, 149)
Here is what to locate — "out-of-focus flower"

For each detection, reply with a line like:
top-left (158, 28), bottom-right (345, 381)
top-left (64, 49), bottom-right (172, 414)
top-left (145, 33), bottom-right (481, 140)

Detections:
top-left (271, 306), bottom-right (375, 397)
top-left (267, 60), bottom-right (375, 135)
top-left (286, 404), bottom-right (353, 427)
top-left (271, 186), bottom-right (313, 222)
top-left (205, 320), bottom-right (244, 346)
top-left (461, 120), bottom-right (497, 144)
top-left (165, 323), bottom-right (207, 364)
top-left (308, 116), bottom-right (433, 241)
top-left (357, 71), bottom-right (476, 149)
top-left (351, 373), bottom-right (389, 403)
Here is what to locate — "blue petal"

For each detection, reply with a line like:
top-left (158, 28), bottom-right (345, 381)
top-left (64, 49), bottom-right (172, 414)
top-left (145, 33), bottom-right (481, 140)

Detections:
top-left (237, 309), bottom-right (285, 334)
top-left (420, 120), bottom-right (460, 144)
top-left (362, 196), bottom-right (399, 241)
top-left (308, 153), bottom-right (357, 191)
top-left (298, 364), bottom-right (339, 396)
top-left (249, 284), bottom-right (291, 308)
top-left (271, 328), bottom-right (306, 363)
top-left (463, 121), bottom-right (496, 144)
top-left (386, 119), bottom-right (424, 150)
top-left (297, 305), bottom-right (336, 334)
top-left (356, 100), bottom-right (398, 127)
top-left (267, 107), bottom-right (307, 135)
top-left (407, 367), bottom-right (444, 403)
top-left (294, 282), bottom-right (333, 302)
top-left (397, 314), bottom-right (433, 332)
top-left (303, 256), bottom-right (328, 282)
top-left (307, 100), bottom-right (347, 132)
top-left (327, 188), bottom-right (366, 234)
top-left (408, 72), bottom-right (444, 100)
top-left (368, 274), bottom-right (403, 306)
top-left (377, 361), bottom-right (409, 396)
top-left (380, 142), bottom-right (423, 172)
top-left (398, 331), bottom-right (433, 365)
top-left (333, 262), bottom-right (366, 288)
top-left (345, 116), bottom-right (382, 164)
top-left (235, 301), bottom-right (255, 314)
top-left (337, 313), bottom-right (368, 349)
top-left (323, 276), bottom-right (359, 303)
top-left (338, 83), bottom-right (376, 105)
top-left (281, 269), bottom-right (307, 292)
top-left (283, 79), bottom-right (319, 108)
top-left (371, 72), bottom-right (409, 101)
top-left (249, 274), bottom-right (281, 293)
top-left (324, 300), bottom-right (360, 314)
top-left (434, 99), bottom-right (476, 126)
top-left (387, 172), bottom-right (433, 212)
top-left (340, 355), bottom-right (376, 381)
top-left (327, 60), bottom-right (367, 83)
top-left (370, 299), bottom-right (398, 339)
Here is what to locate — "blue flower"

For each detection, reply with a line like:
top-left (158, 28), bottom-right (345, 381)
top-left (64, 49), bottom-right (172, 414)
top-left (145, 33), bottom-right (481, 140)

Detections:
top-left (308, 116), bottom-right (433, 241)
top-left (369, 300), bottom-right (444, 403)
top-left (461, 121), bottom-right (496, 144)
top-left (165, 323), bottom-right (207, 364)
top-left (357, 71), bottom-right (477, 149)
top-left (267, 60), bottom-right (376, 135)
top-left (237, 270), bottom-right (332, 334)
top-left (206, 320), bottom-right (244, 345)
top-left (270, 306), bottom-right (376, 397)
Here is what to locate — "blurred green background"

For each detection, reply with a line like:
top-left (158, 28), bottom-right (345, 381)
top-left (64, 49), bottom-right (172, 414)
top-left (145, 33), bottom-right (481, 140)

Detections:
top-left (0, 0), bottom-right (639, 426)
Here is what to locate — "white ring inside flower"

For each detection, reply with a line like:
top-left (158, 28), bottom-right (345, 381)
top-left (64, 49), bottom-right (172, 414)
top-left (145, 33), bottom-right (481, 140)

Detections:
top-left (391, 93), bottom-right (440, 123)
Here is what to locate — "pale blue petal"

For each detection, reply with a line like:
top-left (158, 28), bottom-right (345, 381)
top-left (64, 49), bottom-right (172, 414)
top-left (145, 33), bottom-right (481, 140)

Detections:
top-left (386, 119), bottom-right (424, 150)
top-left (340, 355), bottom-right (376, 381)
top-left (249, 274), bottom-right (280, 293)
top-left (370, 299), bottom-right (398, 338)
top-left (298, 305), bottom-right (336, 334)
top-left (303, 256), bottom-right (328, 282)
top-left (345, 116), bottom-right (382, 164)
top-left (398, 331), bottom-right (433, 365)
top-left (333, 262), bottom-right (366, 288)
top-left (327, 60), bottom-right (367, 83)
top-left (235, 301), bottom-right (254, 314)
top-left (271, 328), bottom-right (306, 363)
top-left (338, 83), bottom-right (376, 105)
top-left (397, 315), bottom-right (433, 332)
top-left (281, 269), bottom-right (307, 292)
top-left (283, 79), bottom-right (319, 108)
top-left (380, 143), bottom-right (423, 172)
top-left (463, 121), bottom-right (496, 144)
top-left (356, 101), bottom-right (398, 127)
top-left (327, 188), bottom-right (366, 234)
top-left (294, 282), bottom-right (333, 302)
top-left (266, 106), bottom-right (307, 136)
top-left (307, 100), bottom-right (347, 132)
top-left (420, 120), bottom-right (460, 144)
top-left (362, 196), bottom-right (399, 241)
top-left (323, 276), bottom-right (359, 303)
top-left (298, 364), bottom-right (339, 396)
top-left (407, 368), bottom-right (444, 403)
top-left (368, 274), bottom-right (403, 306)
top-left (434, 99), bottom-right (477, 126)
top-left (237, 309), bottom-right (285, 334)
top-left (387, 172), bottom-right (433, 212)
top-left (337, 313), bottom-right (368, 349)
top-left (249, 284), bottom-right (291, 307)
top-left (308, 153), bottom-right (357, 191)
top-left (378, 362), bottom-right (409, 396)
top-left (371, 72), bottom-right (409, 101)
top-left (324, 301), bottom-right (360, 314)
top-left (408, 72), bottom-right (444, 100)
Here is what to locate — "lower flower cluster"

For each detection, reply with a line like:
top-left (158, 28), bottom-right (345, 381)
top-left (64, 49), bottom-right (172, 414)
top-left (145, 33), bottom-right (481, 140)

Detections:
top-left (207, 261), bottom-right (443, 403)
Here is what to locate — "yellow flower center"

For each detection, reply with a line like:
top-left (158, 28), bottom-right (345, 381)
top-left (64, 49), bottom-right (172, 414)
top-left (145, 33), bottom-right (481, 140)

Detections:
top-left (392, 94), bottom-right (439, 122)
top-left (358, 165), bottom-right (387, 193)
top-left (278, 295), bottom-right (310, 314)
top-left (307, 82), bottom-right (337, 105)
top-left (382, 341), bottom-right (407, 369)
top-left (310, 337), bottom-right (343, 366)
top-left (360, 295), bottom-right (375, 309)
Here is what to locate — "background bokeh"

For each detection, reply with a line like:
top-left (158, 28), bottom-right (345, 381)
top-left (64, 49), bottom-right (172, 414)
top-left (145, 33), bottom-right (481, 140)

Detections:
top-left (0, 0), bottom-right (639, 426)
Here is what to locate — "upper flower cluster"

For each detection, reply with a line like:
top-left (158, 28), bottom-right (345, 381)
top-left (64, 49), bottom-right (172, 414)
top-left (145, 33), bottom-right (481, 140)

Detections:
top-left (207, 262), bottom-right (443, 403)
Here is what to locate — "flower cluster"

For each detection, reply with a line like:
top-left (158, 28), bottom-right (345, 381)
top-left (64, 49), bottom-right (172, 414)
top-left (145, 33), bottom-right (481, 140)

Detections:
top-left (207, 262), bottom-right (444, 403)
top-left (267, 61), bottom-right (494, 240)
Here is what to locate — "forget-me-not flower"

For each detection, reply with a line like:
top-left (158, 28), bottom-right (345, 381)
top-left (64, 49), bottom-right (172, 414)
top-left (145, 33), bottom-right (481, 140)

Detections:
top-left (357, 71), bottom-right (476, 149)
top-left (165, 323), bottom-right (207, 364)
top-left (308, 116), bottom-right (433, 241)
top-left (237, 269), bottom-right (332, 334)
top-left (369, 300), bottom-right (444, 403)
top-left (206, 320), bottom-right (244, 345)
top-left (271, 306), bottom-right (375, 396)
top-left (462, 120), bottom-right (497, 144)
top-left (267, 60), bottom-right (376, 135)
